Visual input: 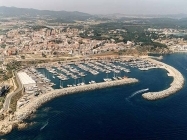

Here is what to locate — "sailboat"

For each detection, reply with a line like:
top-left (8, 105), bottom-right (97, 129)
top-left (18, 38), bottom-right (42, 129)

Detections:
top-left (60, 79), bottom-right (63, 89)
top-left (117, 70), bottom-right (121, 79)
top-left (104, 72), bottom-right (109, 81)
top-left (73, 78), bottom-right (77, 87)
top-left (80, 76), bottom-right (85, 85)
top-left (77, 78), bottom-right (80, 86)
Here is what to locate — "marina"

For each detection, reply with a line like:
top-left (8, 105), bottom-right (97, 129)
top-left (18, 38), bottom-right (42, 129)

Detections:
top-left (6, 56), bottom-right (183, 113)
top-left (14, 58), bottom-right (168, 109)
top-left (13, 56), bottom-right (184, 114)
top-left (10, 58), bottom-right (162, 114)
top-left (13, 56), bottom-right (184, 118)
top-left (34, 58), bottom-right (158, 90)
top-left (0, 55), bottom-right (186, 139)
top-left (17, 58), bottom-right (150, 110)
top-left (1, 3), bottom-right (187, 139)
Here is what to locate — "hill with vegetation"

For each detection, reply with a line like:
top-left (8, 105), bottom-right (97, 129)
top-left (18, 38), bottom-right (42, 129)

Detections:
top-left (0, 6), bottom-right (92, 22)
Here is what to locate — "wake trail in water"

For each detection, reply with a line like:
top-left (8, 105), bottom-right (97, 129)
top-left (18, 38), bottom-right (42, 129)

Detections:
top-left (39, 112), bottom-right (62, 131)
top-left (126, 88), bottom-right (149, 100)
top-left (40, 119), bottom-right (49, 131)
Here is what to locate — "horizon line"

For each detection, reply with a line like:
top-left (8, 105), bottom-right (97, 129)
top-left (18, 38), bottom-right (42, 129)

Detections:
top-left (0, 5), bottom-right (187, 17)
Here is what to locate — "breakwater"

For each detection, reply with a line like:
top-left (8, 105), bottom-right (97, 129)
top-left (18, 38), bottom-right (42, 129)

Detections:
top-left (142, 58), bottom-right (184, 100)
top-left (15, 78), bottom-right (138, 121)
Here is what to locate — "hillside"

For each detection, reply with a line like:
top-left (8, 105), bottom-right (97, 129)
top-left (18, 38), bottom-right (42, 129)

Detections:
top-left (0, 6), bottom-right (92, 21)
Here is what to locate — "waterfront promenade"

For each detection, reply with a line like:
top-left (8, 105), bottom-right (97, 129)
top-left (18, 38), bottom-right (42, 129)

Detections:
top-left (142, 58), bottom-right (184, 100)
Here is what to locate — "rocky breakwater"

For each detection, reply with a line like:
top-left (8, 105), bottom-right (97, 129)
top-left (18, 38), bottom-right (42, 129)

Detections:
top-left (15, 78), bottom-right (138, 122)
top-left (142, 58), bottom-right (184, 100)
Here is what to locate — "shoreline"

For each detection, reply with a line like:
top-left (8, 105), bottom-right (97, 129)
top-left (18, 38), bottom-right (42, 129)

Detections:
top-left (0, 78), bottom-right (138, 136)
top-left (0, 56), bottom-right (185, 136)
top-left (142, 58), bottom-right (185, 100)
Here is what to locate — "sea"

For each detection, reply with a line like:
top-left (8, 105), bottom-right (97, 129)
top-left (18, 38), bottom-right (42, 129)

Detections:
top-left (1, 54), bottom-right (187, 140)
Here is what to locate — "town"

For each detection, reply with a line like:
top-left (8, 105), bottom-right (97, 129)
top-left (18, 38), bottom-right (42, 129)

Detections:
top-left (0, 7), bottom-right (187, 136)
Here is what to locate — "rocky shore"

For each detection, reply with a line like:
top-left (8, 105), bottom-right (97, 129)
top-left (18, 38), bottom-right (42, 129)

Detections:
top-left (0, 78), bottom-right (138, 136)
top-left (142, 58), bottom-right (184, 100)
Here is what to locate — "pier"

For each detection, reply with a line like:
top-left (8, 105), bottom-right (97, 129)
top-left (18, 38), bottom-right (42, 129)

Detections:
top-left (142, 58), bottom-right (184, 100)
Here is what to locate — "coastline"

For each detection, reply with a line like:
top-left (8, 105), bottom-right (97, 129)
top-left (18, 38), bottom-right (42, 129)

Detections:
top-left (142, 58), bottom-right (185, 100)
top-left (0, 56), bottom-right (185, 136)
top-left (0, 78), bottom-right (138, 136)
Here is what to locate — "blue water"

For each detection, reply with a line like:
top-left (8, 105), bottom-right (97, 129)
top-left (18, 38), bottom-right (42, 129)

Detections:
top-left (2, 54), bottom-right (187, 140)
top-left (37, 62), bottom-right (137, 89)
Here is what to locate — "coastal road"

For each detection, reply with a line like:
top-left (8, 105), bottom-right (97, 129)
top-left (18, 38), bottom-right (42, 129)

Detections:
top-left (3, 72), bottom-right (23, 111)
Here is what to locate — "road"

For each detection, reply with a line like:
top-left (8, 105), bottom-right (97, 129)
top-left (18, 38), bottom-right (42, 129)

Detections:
top-left (3, 72), bottom-right (23, 111)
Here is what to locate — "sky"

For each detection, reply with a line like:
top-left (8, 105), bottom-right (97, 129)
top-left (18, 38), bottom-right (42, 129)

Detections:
top-left (0, 0), bottom-right (187, 15)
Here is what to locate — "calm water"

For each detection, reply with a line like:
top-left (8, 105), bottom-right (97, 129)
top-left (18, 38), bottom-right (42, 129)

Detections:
top-left (2, 54), bottom-right (187, 140)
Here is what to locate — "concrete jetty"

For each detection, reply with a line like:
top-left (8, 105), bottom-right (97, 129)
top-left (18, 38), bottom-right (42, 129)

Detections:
top-left (142, 58), bottom-right (184, 100)
top-left (15, 78), bottom-right (138, 121)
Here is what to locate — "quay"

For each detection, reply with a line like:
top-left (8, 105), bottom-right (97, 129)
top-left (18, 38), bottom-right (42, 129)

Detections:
top-left (15, 78), bottom-right (138, 121)
top-left (142, 58), bottom-right (185, 100)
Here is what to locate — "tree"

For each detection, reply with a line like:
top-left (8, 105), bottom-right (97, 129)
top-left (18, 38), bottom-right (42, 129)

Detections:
top-left (53, 51), bottom-right (58, 55)
top-left (21, 55), bottom-right (25, 59)
top-left (42, 52), bottom-right (47, 58)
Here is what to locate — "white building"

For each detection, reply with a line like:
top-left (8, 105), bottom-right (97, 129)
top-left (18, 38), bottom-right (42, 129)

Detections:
top-left (17, 72), bottom-right (36, 88)
top-left (127, 41), bottom-right (133, 45)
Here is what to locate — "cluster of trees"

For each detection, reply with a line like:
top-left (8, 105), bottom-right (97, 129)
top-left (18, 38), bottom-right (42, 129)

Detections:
top-left (141, 42), bottom-right (167, 48)
top-left (47, 18), bottom-right (75, 23)
top-left (168, 34), bottom-right (187, 41)
top-left (0, 44), bottom-right (6, 48)
top-left (32, 25), bottom-right (50, 31)
top-left (50, 39), bottom-right (63, 44)
top-left (21, 55), bottom-right (25, 59)
top-left (42, 52), bottom-right (47, 58)
top-left (80, 22), bottom-right (167, 48)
